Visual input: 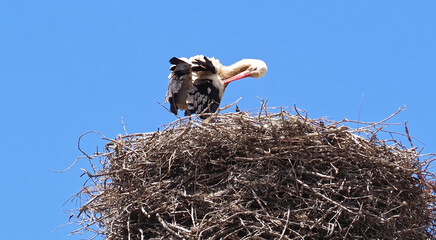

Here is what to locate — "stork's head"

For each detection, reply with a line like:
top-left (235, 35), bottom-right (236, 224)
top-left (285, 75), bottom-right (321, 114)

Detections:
top-left (247, 59), bottom-right (268, 79)
top-left (223, 59), bottom-right (267, 85)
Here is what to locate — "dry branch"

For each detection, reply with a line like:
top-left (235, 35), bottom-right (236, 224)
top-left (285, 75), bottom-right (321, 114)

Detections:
top-left (71, 108), bottom-right (436, 239)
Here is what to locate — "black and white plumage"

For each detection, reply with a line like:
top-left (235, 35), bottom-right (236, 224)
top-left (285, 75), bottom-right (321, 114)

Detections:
top-left (165, 55), bottom-right (267, 118)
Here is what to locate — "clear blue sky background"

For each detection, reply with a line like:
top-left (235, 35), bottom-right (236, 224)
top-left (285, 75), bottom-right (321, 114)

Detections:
top-left (1, 1), bottom-right (435, 239)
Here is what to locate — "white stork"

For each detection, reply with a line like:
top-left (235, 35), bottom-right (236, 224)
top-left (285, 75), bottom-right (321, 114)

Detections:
top-left (165, 55), bottom-right (267, 118)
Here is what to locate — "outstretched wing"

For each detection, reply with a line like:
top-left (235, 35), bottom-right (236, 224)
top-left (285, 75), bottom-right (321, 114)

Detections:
top-left (185, 79), bottom-right (221, 119)
top-left (165, 57), bottom-right (192, 115)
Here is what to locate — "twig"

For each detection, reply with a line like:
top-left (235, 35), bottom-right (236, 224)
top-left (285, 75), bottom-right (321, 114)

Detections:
top-left (156, 213), bottom-right (184, 238)
top-left (121, 116), bottom-right (128, 135)
top-left (157, 101), bottom-right (181, 119)
top-left (279, 209), bottom-right (291, 240)
top-left (219, 97), bottom-right (242, 112)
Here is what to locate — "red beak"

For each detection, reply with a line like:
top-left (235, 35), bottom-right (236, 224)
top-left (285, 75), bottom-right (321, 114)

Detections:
top-left (223, 70), bottom-right (251, 85)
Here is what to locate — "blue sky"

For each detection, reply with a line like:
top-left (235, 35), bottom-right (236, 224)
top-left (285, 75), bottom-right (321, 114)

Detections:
top-left (1, 1), bottom-right (435, 239)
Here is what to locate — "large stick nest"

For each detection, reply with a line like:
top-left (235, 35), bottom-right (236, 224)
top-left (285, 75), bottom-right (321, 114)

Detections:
top-left (72, 108), bottom-right (436, 239)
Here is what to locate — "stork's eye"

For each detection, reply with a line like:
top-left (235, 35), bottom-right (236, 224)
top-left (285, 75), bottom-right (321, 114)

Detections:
top-left (253, 67), bottom-right (258, 71)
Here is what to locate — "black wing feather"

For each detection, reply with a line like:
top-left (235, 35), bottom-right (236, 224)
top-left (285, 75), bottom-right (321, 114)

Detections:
top-left (185, 79), bottom-right (221, 119)
top-left (169, 57), bottom-right (186, 65)
top-left (191, 56), bottom-right (216, 74)
top-left (166, 57), bottom-right (192, 115)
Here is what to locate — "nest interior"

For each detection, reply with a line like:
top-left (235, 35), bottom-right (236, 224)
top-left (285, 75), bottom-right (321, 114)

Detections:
top-left (73, 109), bottom-right (436, 239)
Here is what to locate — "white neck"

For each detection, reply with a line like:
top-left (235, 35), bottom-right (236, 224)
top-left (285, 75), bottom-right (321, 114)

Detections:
top-left (219, 59), bottom-right (255, 80)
